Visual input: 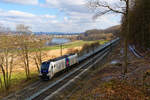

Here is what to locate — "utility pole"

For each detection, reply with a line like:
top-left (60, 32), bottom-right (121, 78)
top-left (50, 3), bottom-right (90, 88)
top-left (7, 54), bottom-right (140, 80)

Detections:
top-left (60, 44), bottom-right (62, 56)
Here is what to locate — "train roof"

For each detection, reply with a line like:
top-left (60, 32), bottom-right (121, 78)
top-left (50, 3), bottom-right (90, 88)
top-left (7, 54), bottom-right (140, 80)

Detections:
top-left (46, 53), bottom-right (76, 62)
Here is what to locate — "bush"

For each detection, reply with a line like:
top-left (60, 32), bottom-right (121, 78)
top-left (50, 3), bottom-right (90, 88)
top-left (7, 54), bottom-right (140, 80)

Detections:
top-left (82, 43), bottom-right (91, 53)
top-left (67, 48), bottom-right (79, 54)
top-left (79, 42), bottom-right (100, 55)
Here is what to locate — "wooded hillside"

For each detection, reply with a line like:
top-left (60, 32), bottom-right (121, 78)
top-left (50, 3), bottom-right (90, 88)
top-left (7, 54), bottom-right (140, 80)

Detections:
top-left (78, 25), bottom-right (120, 41)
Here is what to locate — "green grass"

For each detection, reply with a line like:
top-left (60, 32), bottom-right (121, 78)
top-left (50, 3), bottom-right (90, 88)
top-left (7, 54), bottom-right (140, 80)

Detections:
top-left (0, 71), bottom-right (39, 97)
top-left (25, 40), bottom-right (108, 52)
top-left (10, 71), bottom-right (38, 85)
top-left (42, 40), bottom-right (108, 51)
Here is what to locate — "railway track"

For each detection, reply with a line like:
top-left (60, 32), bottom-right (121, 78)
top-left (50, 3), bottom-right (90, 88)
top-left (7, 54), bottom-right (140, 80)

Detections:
top-left (44, 51), bottom-right (109, 100)
top-left (129, 45), bottom-right (143, 58)
top-left (29, 48), bottom-right (109, 100)
top-left (2, 38), bottom-right (119, 100)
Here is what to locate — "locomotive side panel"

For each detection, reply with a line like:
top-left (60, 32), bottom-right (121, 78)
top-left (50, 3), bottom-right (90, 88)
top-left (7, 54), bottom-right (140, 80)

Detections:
top-left (53, 59), bottom-right (66, 74)
top-left (68, 54), bottom-right (78, 66)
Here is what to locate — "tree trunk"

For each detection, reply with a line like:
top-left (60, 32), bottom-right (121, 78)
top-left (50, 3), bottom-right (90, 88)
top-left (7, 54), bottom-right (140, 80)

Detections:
top-left (124, 38), bottom-right (128, 74)
top-left (34, 57), bottom-right (40, 72)
top-left (123, 0), bottom-right (129, 75)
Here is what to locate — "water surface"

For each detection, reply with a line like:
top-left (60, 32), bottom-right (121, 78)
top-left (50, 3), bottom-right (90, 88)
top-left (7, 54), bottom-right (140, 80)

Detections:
top-left (46, 38), bottom-right (70, 45)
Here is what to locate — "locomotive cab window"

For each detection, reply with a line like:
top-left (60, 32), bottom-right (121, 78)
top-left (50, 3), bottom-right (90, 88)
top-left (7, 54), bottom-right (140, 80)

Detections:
top-left (41, 62), bottom-right (49, 70)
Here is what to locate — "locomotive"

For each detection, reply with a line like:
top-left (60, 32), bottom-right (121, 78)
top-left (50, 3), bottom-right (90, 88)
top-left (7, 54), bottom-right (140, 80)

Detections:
top-left (39, 53), bottom-right (78, 80)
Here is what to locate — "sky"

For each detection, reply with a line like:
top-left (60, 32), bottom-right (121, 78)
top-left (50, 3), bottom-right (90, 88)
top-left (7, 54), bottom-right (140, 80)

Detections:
top-left (0, 0), bottom-right (121, 32)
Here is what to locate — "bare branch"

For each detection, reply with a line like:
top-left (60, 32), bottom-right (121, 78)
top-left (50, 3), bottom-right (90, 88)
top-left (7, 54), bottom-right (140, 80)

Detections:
top-left (93, 10), bottom-right (111, 19)
top-left (87, 0), bottom-right (126, 19)
top-left (96, 2), bottom-right (125, 14)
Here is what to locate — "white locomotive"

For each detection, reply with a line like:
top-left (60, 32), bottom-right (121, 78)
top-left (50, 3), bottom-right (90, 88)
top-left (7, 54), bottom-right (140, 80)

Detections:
top-left (39, 53), bottom-right (78, 80)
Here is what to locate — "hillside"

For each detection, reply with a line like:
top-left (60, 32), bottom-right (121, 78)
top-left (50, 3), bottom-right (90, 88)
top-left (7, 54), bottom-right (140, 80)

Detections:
top-left (103, 25), bottom-right (120, 34)
top-left (78, 25), bottom-right (120, 41)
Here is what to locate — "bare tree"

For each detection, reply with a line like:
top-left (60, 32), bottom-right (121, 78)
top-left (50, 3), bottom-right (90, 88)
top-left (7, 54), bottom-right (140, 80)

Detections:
top-left (0, 75), bottom-right (2, 89)
top-left (32, 38), bottom-right (46, 72)
top-left (16, 24), bottom-right (32, 34)
top-left (87, 0), bottom-right (130, 74)
top-left (0, 24), bottom-right (11, 34)
top-left (16, 24), bottom-right (33, 80)
top-left (0, 35), bottom-right (15, 89)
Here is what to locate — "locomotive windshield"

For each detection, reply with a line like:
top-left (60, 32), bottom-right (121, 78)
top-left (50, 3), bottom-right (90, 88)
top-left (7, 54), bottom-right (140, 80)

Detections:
top-left (41, 62), bottom-right (50, 73)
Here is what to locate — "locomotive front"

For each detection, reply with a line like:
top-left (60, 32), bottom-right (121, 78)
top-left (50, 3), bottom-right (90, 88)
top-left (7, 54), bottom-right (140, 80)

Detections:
top-left (39, 61), bottom-right (51, 80)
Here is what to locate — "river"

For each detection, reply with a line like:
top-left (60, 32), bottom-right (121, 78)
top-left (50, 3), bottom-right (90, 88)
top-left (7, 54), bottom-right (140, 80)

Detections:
top-left (46, 38), bottom-right (70, 46)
